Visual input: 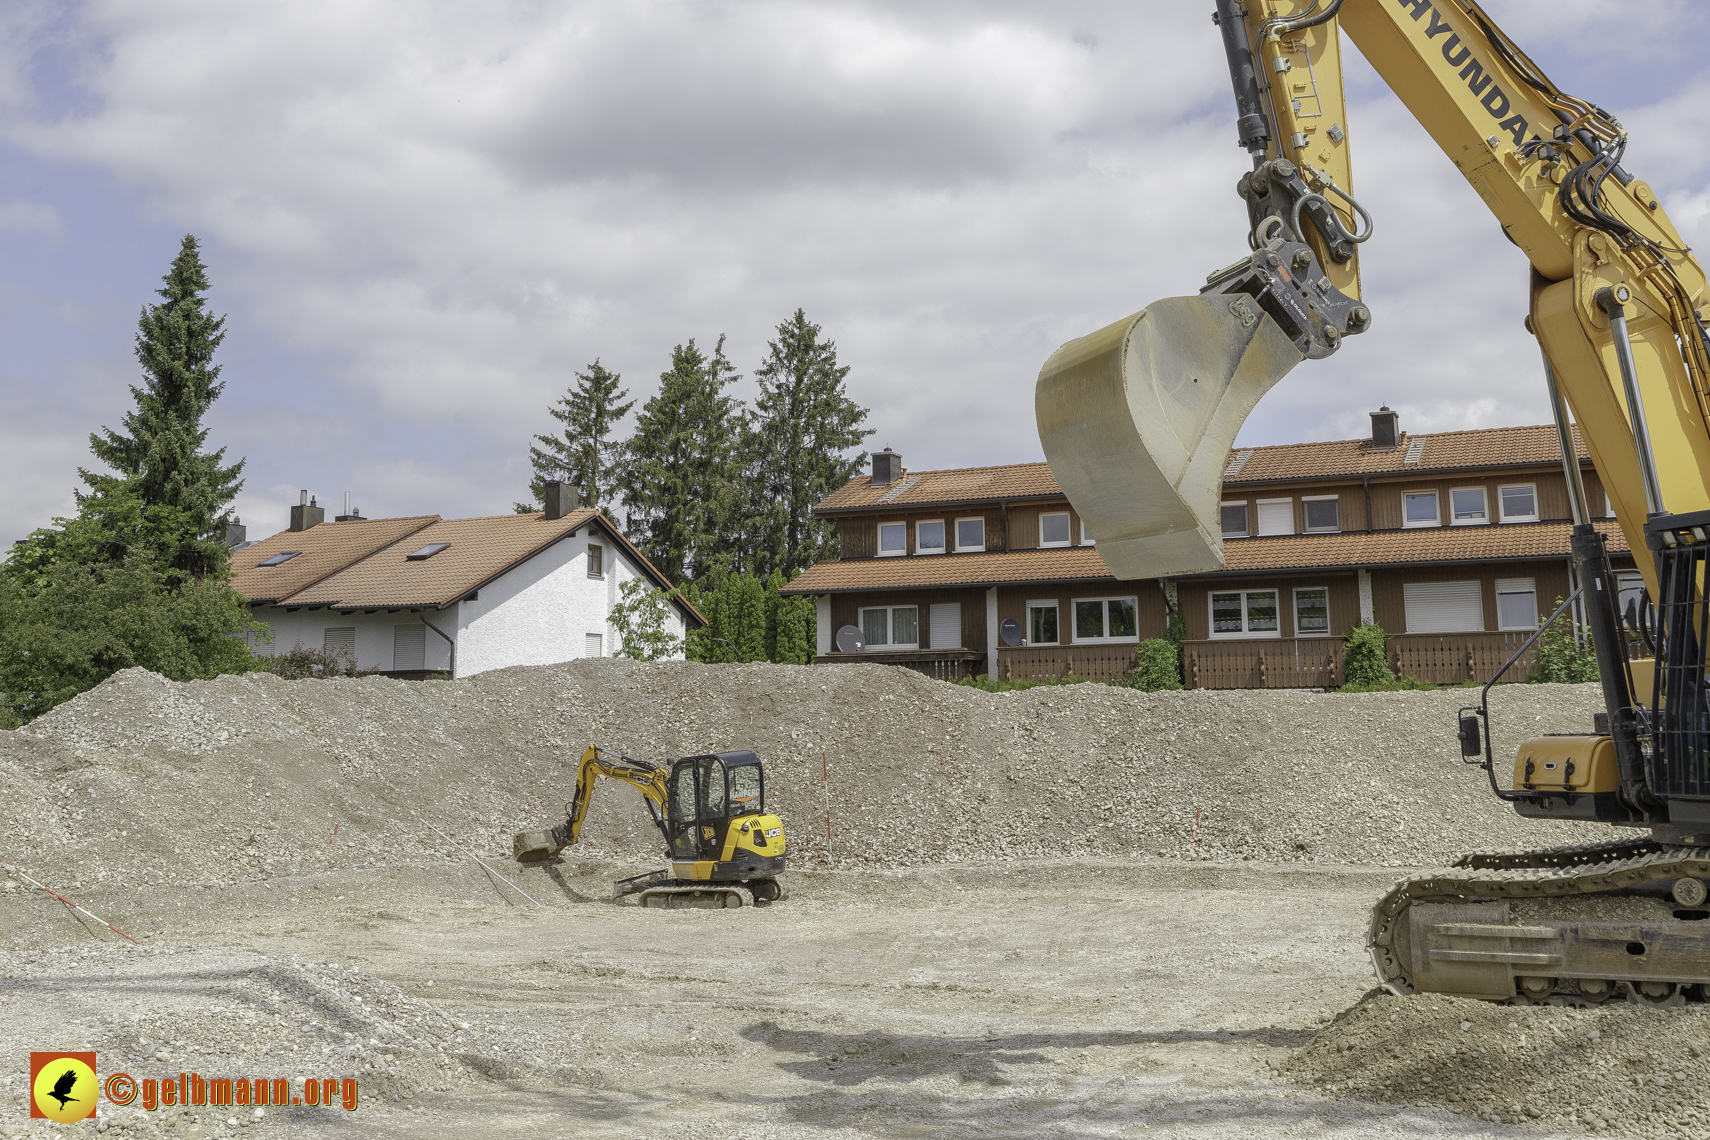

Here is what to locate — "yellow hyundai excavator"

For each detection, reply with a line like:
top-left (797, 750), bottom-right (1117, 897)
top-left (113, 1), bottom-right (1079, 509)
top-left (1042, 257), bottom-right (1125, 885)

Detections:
top-left (1038, 0), bottom-right (1710, 1004)
top-left (512, 746), bottom-right (788, 908)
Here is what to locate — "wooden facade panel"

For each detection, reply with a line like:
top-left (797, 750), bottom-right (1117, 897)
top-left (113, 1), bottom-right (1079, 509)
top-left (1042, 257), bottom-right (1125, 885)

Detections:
top-left (1368, 560), bottom-right (1571, 634)
top-left (994, 583), bottom-right (1168, 646)
top-left (1177, 572), bottom-right (1358, 641)
top-left (827, 588), bottom-right (987, 652)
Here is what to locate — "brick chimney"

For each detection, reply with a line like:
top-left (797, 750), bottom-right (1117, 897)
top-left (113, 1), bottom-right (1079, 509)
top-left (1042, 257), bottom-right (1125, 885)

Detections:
top-left (289, 491), bottom-right (325, 532)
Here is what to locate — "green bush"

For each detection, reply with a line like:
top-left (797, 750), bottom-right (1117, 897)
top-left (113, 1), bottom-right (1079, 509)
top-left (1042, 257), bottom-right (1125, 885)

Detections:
top-left (1337, 675), bottom-right (1441, 693)
top-left (252, 643), bottom-right (380, 680)
top-left (1341, 621), bottom-right (1394, 687)
top-left (1115, 638), bottom-right (1182, 691)
top-left (1531, 595), bottom-right (1599, 683)
top-left (608, 577), bottom-right (686, 661)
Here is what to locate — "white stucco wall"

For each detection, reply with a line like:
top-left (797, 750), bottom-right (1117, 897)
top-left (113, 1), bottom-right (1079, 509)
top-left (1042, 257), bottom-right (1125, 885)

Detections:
top-left (248, 526), bottom-right (686, 677)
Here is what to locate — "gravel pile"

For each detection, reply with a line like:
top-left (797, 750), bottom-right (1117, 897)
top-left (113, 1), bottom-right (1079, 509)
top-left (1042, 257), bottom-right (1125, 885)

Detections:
top-left (0, 661), bottom-right (1620, 897)
top-left (1281, 990), bottom-right (1710, 1138)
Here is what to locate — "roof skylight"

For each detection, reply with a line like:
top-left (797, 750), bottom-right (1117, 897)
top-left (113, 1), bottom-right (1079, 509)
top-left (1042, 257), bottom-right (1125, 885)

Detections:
top-left (406, 542), bottom-right (451, 561)
top-left (256, 551), bottom-right (301, 567)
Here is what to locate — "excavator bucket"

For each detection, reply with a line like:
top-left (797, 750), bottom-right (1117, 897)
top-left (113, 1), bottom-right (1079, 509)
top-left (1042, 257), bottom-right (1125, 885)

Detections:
top-left (1036, 290), bottom-right (1306, 579)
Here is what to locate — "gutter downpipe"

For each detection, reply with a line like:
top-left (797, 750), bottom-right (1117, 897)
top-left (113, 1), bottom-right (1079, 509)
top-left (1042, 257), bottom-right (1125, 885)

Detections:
top-left (422, 615), bottom-right (457, 679)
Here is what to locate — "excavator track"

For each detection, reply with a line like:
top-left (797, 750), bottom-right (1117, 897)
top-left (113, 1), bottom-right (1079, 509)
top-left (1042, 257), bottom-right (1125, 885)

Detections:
top-left (1370, 840), bottom-right (1710, 1005)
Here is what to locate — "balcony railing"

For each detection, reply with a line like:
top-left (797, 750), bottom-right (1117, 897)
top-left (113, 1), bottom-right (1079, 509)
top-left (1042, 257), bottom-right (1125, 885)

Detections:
top-left (1182, 631), bottom-right (1544, 690)
top-left (996, 645), bottom-right (1139, 684)
top-left (814, 648), bottom-right (981, 682)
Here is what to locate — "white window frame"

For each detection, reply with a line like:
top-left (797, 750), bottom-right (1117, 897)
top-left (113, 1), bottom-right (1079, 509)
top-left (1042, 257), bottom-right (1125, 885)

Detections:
top-left (1039, 511), bottom-right (1072, 549)
top-left (1221, 500), bottom-right (1250, 539)
top-left (877, 521), bottom-right (907, 558)
top-left (1498, 483), bottom-right (1539, 524)
top-left (859, 605), bottom-right (919, 650)
top-left (914, 518), bottom-right (947, 555)
top-left (1256, 497), bottom-right (1295, 537)
top-left (1449, 486), bottom-right (1489, 526)
top-left (1293, 586), bottom-right (1332, 637)
top-left (587, 543), bottom-right (604, 578)
top-left (1026, 599), bottom-right (1060, 646)
top-left (1402, 491), bottom-right (1441, 528)
top-left (954, 517), bottom-right (986, 553)
top-left (1301, 495), bottom-right (1340, 534)
top-left (1069, 596), bottom-right (1141, 643)
top-left (1495, 577), bottom-right (1539, 632)
top-left (1208, 589), bottom-right (1282, 640)
top-left (1080, 519), bottom-right (1095, 545)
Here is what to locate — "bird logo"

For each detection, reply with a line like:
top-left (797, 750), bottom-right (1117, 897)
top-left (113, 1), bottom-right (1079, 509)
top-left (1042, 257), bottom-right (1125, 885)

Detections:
top-left (30, 1052), bottom-right (98, 1123)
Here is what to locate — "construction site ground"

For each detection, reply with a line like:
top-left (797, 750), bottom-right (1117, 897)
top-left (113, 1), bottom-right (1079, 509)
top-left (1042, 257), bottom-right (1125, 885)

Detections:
top-left (3, 662), bottom-right (1707, 1138)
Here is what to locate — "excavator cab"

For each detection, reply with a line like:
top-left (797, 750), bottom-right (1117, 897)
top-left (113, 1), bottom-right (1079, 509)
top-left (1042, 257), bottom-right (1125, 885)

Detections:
top-left (665, 751), bottom-right (784, 882)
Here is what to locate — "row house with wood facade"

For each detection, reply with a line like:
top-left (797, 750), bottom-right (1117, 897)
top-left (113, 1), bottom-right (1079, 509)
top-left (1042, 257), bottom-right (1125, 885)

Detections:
top-left (783, 409), bottom-right (1637, 689)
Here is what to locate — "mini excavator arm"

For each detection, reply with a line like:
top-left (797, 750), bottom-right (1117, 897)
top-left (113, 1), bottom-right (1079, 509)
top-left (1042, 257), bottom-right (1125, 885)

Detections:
top-left (512, 746), bottom-right (671, 863)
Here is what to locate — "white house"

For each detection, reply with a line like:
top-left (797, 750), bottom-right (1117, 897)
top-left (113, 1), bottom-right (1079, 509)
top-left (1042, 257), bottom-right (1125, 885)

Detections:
top-left (229, 486), bottom-right (701, 677)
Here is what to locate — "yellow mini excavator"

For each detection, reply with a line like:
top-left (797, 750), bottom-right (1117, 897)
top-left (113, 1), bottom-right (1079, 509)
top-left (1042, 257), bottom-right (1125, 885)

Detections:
top-left (513, 746), bottom-right (788, 909)
top-left (1039, 0), bottom-right (1710, 1004)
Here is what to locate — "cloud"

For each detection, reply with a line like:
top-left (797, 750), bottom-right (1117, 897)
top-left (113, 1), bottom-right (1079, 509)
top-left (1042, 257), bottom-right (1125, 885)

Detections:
top-left (0, 1), bottom-right (1707, 548)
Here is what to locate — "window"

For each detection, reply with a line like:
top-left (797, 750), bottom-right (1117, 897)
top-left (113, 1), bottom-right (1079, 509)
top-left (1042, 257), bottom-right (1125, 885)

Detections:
top-left (1303, 497), bottom-right (1340, 533)
top-left (1027, 601), bottom-right (1060, 645)
top-left (916, 520), bottom-right (946, 554)
top-left (1257, 499), bottom-right (1294, 536)
top-left (393, 624), bottom-right (425, 670)
top-left (1495, 577), bottom-right (1538, 631)
top-left (1294, 587), bottom-right (1331, 635)
top-left (1403, 580), bottom-right (1483, 633)
top-left (1080, 519), bottom-right (1095, 545)
top-left (729, 763), bottom-right (763, 815)
top-left (878, 522), bottom-right (907, 557)
top-left (860, 605), bottom-right (919, 649)
top-left (1072, 596), bottom-right (1139, 642)
top-left (1210, 590), bottom-right (1280, 638)
top-left (406, 542), bottom-right (451, 560)
top-left (929, 603), bottom-right (962, 649)
top-left (955, 517), bottom-right (985, 552)
top-left (587, 543), bottom-right (604, 577)
top-left (1499, 484), bottom-right (1538, 523)
top-left (585, 632), bottom-right (604, 657)
top-left (256, 550), bottom-right (301, 567)
top-left (1221, 502), bottom-right (1249, 538)
top-left (1403, 491), bottom-right (1440, 528)
top-left (1450, 487), bottom-right (1488, 525)
top-left (1039, 512), bottom-right (1071, 548)
top-left (323, 627), bottom-right (356, 661)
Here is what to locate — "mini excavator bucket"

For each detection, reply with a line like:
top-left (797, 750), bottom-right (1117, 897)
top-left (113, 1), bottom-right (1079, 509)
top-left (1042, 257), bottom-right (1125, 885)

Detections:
top-left (1037, 238), bottom-right (1367, 578)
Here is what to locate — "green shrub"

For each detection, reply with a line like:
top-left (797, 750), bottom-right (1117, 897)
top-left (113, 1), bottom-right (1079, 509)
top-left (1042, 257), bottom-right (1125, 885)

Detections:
top-left (608, 577), bottom-right (686, 661)
top-left (1531, 595), bottom-right (1599, 683)
top-left (1116, 638), bottom-right (1182, 691)
top-left (1341, 621), bottom-right (1394, 687)
top-left (1337, 675), bottom-right (1439, 693)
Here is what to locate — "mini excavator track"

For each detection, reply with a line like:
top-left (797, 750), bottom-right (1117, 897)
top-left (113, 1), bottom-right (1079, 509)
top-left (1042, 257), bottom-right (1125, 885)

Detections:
top-left (1370, 839), bottom-right (1710, 1005)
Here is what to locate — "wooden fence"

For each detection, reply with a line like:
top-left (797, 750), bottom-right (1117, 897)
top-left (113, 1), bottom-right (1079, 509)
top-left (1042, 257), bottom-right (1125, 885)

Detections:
top-left (996, 645), bottom-right (1139, 683)
top-left (815, 649), bottom-right (980, 682)
top-left (1181, 632), bottom-right (1540, 690)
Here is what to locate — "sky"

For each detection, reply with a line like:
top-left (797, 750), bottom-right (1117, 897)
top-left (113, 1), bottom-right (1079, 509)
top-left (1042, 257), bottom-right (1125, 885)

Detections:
top-left (2, 0), bottom-right (1709, 547)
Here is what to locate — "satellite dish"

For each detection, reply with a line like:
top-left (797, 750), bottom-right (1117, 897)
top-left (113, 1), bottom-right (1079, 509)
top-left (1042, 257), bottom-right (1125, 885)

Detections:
top-left (999, 618), bottom-right (1022, 648)
top-left (835, 625), bottom-right (865, 653)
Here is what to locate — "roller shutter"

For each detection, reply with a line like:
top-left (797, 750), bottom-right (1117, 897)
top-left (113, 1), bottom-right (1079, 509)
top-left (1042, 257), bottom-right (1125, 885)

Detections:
top-left (393, 624), bottom-right (425, 670)
top-left (1403, 581), bottom-right (1483, 633)
top-left (929, 603), bottom-right (962, 649)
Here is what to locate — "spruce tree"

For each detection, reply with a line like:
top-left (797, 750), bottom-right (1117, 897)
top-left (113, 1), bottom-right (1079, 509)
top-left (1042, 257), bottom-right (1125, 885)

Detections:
top-left (79, 235), bottom-right (244, 579)
top-left (746, 309), bottom-right (870, 579)
top-left (618, 336), bottom-right (743, 584)
top-left (517, 359), bottom-right (634, 512)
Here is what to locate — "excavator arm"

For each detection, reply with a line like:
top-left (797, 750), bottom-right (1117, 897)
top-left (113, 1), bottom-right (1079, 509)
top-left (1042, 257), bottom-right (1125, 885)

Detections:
top-left (1039, 0), bottom-right (1710, 593)
top-left (512, 746), bottom-right (670, 863)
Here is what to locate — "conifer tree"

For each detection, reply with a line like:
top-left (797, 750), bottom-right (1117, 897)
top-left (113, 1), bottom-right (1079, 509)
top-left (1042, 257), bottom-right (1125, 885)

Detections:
top-left (78, 234), bottom-right (244, 579)
top-left (618, 336), bottom-right (743, 584)
top-left (746, 309), bottom-right (870, 579)
top-left (517, 359), bottom-right (633, 512)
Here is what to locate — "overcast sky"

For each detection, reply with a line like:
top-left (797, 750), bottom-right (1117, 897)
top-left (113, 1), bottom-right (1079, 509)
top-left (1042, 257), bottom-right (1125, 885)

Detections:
top-left (2, 1), bottom-right (1708, 546)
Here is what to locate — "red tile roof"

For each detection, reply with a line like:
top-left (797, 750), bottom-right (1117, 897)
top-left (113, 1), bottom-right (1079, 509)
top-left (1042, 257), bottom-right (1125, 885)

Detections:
top-left (813, 424), bottom-right (1587, 515)
top-left (229, 515), bottom-right (440, 604)
top-left (783, 521), bottom-right (1628, 593)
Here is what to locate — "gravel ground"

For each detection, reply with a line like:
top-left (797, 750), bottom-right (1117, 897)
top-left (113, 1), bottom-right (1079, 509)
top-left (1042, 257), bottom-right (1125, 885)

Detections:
top-left (0, 663), bottom-right (1686, 1138)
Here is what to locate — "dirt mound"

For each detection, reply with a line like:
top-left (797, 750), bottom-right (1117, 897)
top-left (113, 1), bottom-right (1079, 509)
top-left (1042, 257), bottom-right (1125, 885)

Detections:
top-left (1282, 990), bottom-right (1710, 1137)
top-left (0, 660), bottom-right (1617, 901)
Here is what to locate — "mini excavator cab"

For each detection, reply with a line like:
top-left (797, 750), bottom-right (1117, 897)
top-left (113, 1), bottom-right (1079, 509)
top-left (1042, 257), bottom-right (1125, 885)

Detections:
top-left (664, 751), bottom-right (786, 885)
